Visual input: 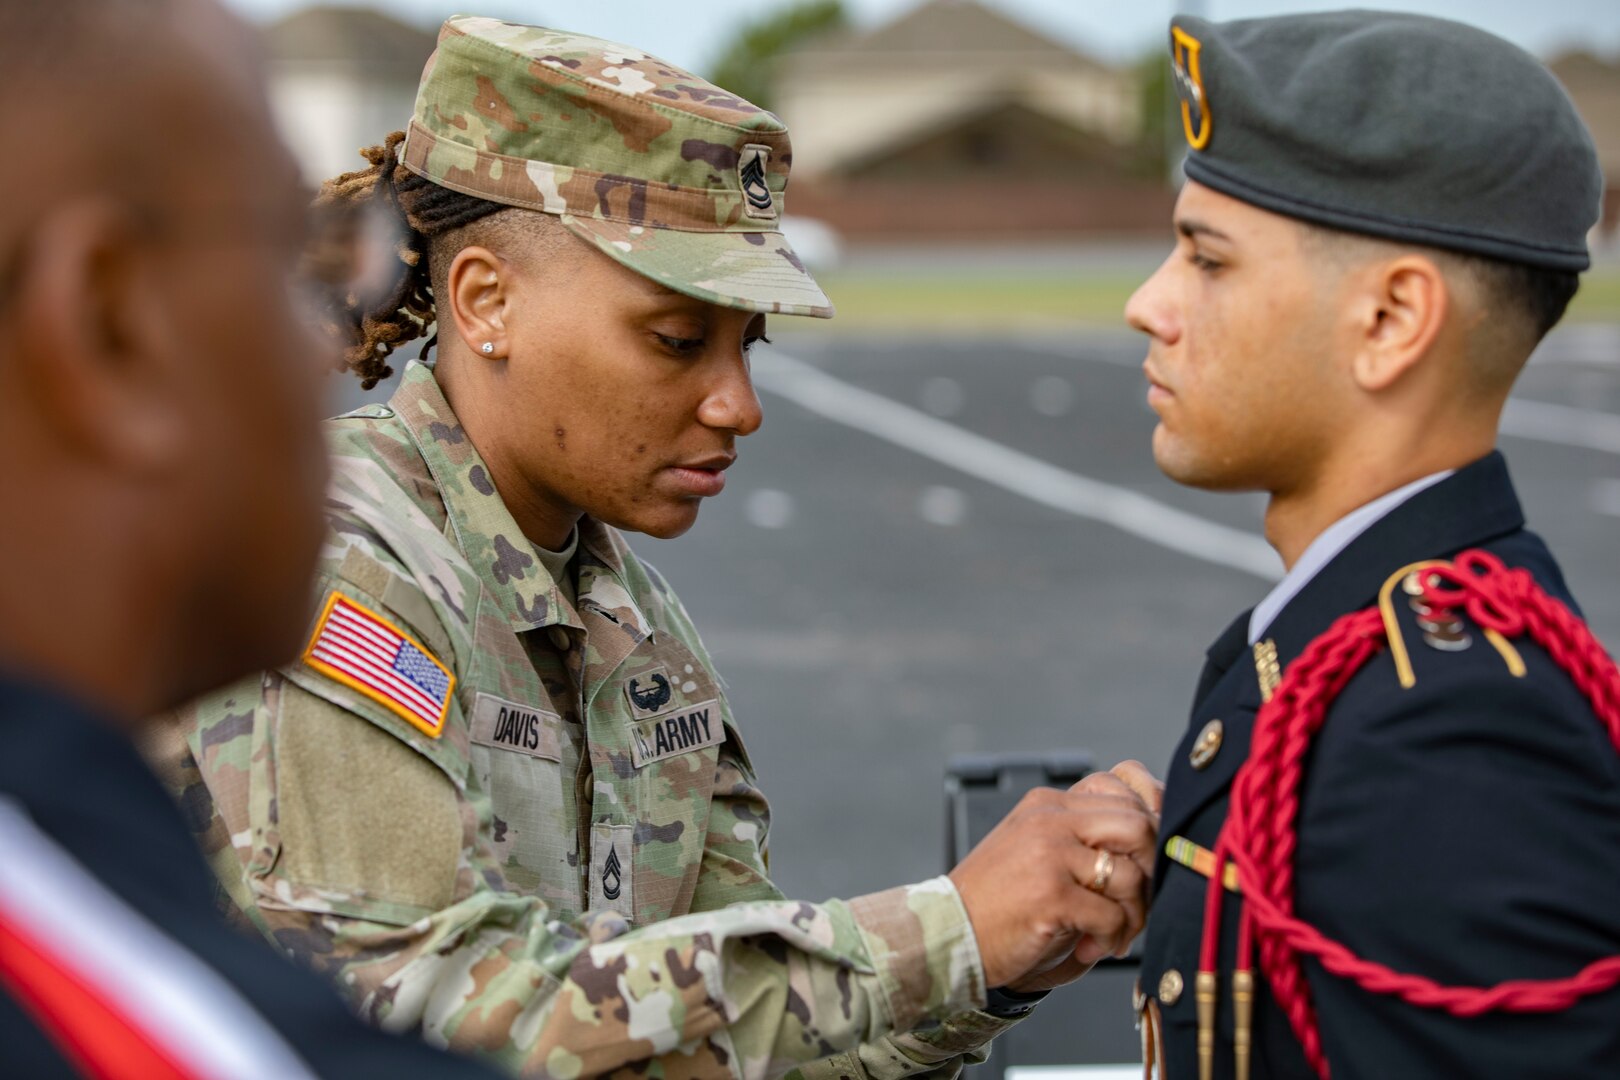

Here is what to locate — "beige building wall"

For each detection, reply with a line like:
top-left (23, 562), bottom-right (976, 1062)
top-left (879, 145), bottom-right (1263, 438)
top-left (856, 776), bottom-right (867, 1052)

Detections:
top-left (776, 63), bottom-right (1137, 181)
top-left (259, 7), bottom-right (435, 186)
top-left (774, 0), bottom-right (1138, 183)
top-left (268, 65), bottom-right (417, 183)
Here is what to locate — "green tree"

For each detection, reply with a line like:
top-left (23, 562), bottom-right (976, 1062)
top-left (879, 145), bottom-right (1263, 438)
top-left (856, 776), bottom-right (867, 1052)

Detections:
top-left (1133, 48), bottom-right (1172, 180)
top-left (706, 0), bottom-right (847, 113)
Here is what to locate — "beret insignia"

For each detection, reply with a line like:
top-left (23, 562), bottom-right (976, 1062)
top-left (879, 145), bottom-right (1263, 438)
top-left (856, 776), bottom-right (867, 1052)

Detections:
top-left (1171, 25), bottom-right (1212, 151)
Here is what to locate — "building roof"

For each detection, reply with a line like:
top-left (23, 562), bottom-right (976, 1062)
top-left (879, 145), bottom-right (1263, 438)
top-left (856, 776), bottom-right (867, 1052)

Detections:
top-left (832, 95), bottom-right (1136, 179)
top-left (786, 0), bottom-right (1111, 73)
top-left (1550, 50), bottom-right (1620, 173)
top-left (263, 5), bottom-right (437, 75)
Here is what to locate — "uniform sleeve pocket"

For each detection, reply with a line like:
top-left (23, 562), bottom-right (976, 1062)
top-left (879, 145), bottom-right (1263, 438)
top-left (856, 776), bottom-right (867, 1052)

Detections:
top-left (259, 679), bottom-right (464, 926)
top-left (282, 583), bottom-right (470, 789)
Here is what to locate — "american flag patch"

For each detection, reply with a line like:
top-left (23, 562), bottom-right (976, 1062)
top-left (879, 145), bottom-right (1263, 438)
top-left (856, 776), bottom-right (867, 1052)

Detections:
top-left (302, 593), bottom-right (455, 738)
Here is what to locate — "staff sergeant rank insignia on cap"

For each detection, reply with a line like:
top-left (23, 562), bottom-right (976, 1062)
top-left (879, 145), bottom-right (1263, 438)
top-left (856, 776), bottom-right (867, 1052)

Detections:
top-left (739, 144), bottom-right (776, 220)
top-left (397, 16), bottom-right (833, 317)
top-left (1171, 25), bottom-right (1211, 150)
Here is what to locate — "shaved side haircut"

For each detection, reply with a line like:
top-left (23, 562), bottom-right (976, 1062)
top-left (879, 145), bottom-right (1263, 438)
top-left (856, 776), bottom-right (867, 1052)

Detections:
top-left (1298, 221), bottom-right (1581, 392)
top-left (308, 132), bottom-right (582, 389)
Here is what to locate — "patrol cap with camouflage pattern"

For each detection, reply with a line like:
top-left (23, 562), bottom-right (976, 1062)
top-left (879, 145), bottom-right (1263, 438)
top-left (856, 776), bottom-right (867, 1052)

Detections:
top-left (1168, 10), bottom-right (1602, 272)
top-left (400, 15), bottom-right (833, 318)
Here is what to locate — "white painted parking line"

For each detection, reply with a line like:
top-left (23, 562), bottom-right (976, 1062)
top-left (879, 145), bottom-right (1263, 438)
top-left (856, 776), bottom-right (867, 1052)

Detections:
top-left (1030, 375), bottom-right (1077, 416)
top-left (1589, 479), bottom-right (1620, 518)
top-left (1531, 324), bottom-right (1620, 367)
top-left (753, 349), bottom-right (1282, 582)
top-left (920, 375), bottom-right (966, 417)
top-left (1012, 332), bottom-right (1145, 366)
top-left (744, 488), bottom-right (796, 529)
top-left (917, 485), bottom-right (969, 526)
top-left (1013, 336), bottom-right (1620, 458)
top-left (1502, 399), bottom-right (1620, 455)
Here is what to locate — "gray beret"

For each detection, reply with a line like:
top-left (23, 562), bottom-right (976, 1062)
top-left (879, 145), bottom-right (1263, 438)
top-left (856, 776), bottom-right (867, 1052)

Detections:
top-left (1169, 10), bottom-right (1602, 271)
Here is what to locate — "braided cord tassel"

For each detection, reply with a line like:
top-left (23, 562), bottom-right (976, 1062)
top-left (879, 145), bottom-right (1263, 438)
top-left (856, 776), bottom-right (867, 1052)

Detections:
top-left (1206, 550), bottom-right (1620, 1079)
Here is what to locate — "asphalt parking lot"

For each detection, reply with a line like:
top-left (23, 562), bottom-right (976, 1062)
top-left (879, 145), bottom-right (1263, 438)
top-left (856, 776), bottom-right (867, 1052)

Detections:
top-left (328, 321), bottom-right (1619, 1066)
top-left (637, 323), bottom-right (1620, 905)
top-left (332, 321), bottom-right (1620, 903)
top-left (334, 321), bottom-right (1620, 905)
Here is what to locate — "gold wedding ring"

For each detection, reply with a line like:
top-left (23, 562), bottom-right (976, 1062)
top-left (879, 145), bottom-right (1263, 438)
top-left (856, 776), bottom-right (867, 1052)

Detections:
top-left (1087, 849), bottom-right (1115, 893)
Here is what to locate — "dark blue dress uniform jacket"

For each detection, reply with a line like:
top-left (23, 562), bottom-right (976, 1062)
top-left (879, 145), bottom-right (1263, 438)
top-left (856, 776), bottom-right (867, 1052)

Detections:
top-left (0, 676), bottom-right (500, 1079)
top-left (1138, 452), bottom-right (1620, 1078)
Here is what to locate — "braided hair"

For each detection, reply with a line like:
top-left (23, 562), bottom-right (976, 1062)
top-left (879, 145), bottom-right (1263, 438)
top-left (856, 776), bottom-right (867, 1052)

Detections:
top-left (307, 130), bottom-right (513, 389)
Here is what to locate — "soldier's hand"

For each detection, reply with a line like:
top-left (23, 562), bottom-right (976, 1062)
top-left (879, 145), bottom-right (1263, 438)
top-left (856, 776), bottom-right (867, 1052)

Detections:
top-left (1000, 765), bottom-right (1165, 991)
top-left (948, 787), bottom-right (1155, 990)
top-left (1103, 759), bottom-right (1164, 817)
top-left (1002, 941), bottom-right (1106, 994)
top-left (1070, 760), bottom-right (1163, 875)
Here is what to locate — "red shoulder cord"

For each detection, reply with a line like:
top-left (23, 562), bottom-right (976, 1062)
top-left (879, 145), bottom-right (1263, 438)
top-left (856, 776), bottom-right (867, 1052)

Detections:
top-left (1199, 549), bottom-right (1620, 1079)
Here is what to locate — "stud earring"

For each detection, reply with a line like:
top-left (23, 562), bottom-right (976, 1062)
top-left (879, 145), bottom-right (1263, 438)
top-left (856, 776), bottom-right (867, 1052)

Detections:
top-left (480, 342), bottom-right (495, 355)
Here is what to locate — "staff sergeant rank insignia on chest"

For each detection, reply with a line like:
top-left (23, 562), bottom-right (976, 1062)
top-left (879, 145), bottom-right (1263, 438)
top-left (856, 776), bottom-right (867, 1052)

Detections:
top-left (630, 699), bottom-right (724, 768)
top-left (602, 844), bottom-right (623, 901)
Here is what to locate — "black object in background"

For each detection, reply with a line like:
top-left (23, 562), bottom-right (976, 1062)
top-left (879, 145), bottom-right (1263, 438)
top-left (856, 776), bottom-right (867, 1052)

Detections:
top-left (945, 752), bottom-right (1142, 1077)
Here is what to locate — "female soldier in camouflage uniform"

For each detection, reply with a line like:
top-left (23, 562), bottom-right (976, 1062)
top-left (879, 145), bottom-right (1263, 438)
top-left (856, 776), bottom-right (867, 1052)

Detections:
top-left (157, 16), bottom-right (1158, 1079)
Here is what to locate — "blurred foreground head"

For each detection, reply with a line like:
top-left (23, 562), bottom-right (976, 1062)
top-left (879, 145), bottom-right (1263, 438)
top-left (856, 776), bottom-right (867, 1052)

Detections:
top-left (1127, 10), bottom-right (1601, 497)
top-left (0, 0), bottom-right (330, 719)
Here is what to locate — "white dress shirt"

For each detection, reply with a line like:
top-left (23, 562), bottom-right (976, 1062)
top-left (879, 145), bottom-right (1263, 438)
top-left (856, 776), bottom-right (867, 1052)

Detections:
top-left (1248, 470), bottom-right (1455, 644)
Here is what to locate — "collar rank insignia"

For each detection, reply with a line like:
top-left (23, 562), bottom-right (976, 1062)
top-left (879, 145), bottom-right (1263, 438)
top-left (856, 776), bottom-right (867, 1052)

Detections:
top-left (302, 592), bottom-right (455, 739)
top-left (1171, 26), bottom-right (1212, 150)
top-left (739, 144), bottom-right (776, 220)
top-left (1253, 639), bottom-right (1282, 702)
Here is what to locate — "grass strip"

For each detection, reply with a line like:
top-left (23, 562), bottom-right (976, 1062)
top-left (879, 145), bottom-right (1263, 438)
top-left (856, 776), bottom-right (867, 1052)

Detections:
top-left (802, 268), bottom-right (1620, 332)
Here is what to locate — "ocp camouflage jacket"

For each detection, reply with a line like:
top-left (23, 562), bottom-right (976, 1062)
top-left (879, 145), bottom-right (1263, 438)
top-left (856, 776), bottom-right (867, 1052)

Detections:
top-left (152, 361), bottom-right (1015, 1080)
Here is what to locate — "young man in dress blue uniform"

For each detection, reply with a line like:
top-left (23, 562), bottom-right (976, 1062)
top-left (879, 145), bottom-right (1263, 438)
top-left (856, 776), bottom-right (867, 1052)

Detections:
top-left (1125, 11), bottom-right (1620, 1078)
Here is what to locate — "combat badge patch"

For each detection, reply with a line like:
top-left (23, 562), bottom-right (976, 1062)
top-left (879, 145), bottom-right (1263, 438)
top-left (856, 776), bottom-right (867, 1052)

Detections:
top-left (629, 699), bottom-right (724, 768)
top-left (469, 692), bottom-right (562, 761)
top-left (1171, 26), bottom-right (1212, 150)
top-left (302, 592), bottom-right (455, 739)
top-left (623, 667), bottom-right (674, 719)
top-left (739, 144), bottom-right (776, 221)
